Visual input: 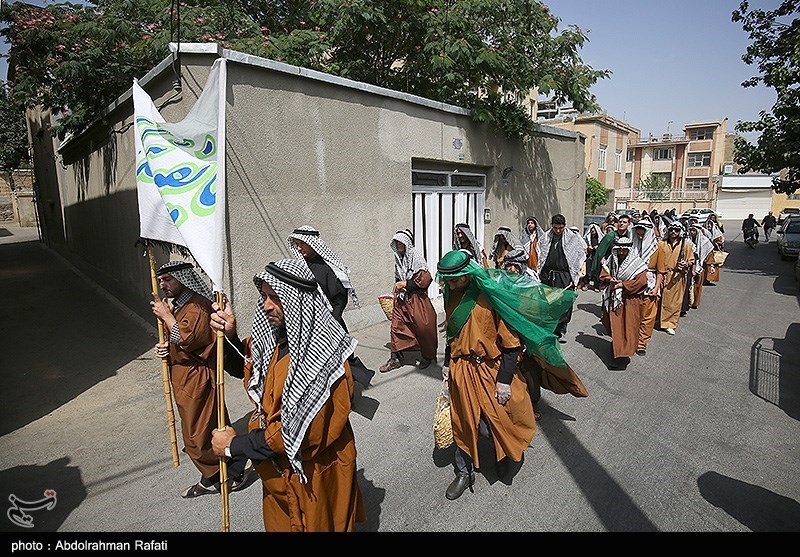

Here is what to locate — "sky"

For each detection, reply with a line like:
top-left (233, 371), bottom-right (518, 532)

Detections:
top-left (545, 0), bottom-right (780, 138)
top-left (0, 0), bottom-right (784, 140)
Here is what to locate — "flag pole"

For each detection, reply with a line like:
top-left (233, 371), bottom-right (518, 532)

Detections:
top-left (215, 291), bottom-right (230, 532)
top-left (147, 245), bottom-right (180, 468)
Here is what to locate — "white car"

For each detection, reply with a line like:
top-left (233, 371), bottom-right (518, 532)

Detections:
top-left (681, 208), bottom-right (721, 220)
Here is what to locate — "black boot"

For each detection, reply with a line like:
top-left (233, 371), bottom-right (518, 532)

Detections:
top-left (445, 472), bottom-right (475, 500)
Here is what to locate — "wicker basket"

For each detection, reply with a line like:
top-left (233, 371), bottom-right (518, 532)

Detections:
top-left (378, 295), bottom-right (394, 320)
top-left (433, 390), bottom-right (454, 449)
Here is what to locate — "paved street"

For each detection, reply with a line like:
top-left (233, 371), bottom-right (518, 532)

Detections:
top-left (1, 221), bottom-right (798, 532)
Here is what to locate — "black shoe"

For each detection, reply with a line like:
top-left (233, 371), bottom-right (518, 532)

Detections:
top-left (230, 466), bottom-right (259, 493)
top-left (636, 349), bottom-right (646, 356)
top-left (445, 473), bottom-right (475, 500)
top-left (558, 337), bottom-right (567, 344)
top-left (417, 357), bottom-right (434, 370)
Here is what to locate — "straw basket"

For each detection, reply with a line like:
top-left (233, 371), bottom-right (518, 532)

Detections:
top-left (712, 250), bottom-right (729, 267)
top-left (433, 390), bottom-right (454, 449)
top-left (378, 295), bottom-right (394, 320)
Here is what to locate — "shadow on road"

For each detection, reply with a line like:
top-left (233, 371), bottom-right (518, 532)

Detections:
top-left (577, 303), bottom-right (602, 319)
top-left (537, 399), bottom-right (658, 531)
top-left (574, 331), bottom-right (616, 369)
top-left (697, 471), bottom-right (800, 532)
top-left (0, 242), bottom-right (155, 435)
top-left (354, 469), bottom-right (385, 532)
top-left (750, 325), bottom-right (800, 421)
top-left (0, 457), bottom-right (86, 532)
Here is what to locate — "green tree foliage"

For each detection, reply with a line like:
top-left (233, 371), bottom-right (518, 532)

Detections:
top-left (638, 173), bottom-right (671, 201)
top-left (584, 175), bottom-right (608, 214)
top-left (1, 0), bottom-right (608, 140)
top-left (0, 83), bottom-right (29, 177)
top-left (732, 0), bottom-right (800, 194)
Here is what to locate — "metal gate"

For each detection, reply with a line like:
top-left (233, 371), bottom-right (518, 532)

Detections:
top-left (411, 170), bottom-right (486, 299)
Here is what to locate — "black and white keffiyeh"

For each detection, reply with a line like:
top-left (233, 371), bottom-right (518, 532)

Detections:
top-left (601, 238), bottom-right (648, 312)
top-left (537, 227), bottom-right (587, 285)
top-left (287, 225), bottom-right (360, 308)
top-left (453, 223), bottom-right (484, 264)
top-left (391, 229), bottom-right (429, 281)
top-left (632, 219), bottom-right (659, 264)
top-left (490, 226), bottom-right (520, 263)
top-left (501, 247), bottom-right (539, 280)
top-left (247, 258), bottom-right (357, 483)
top-left (584, 223), bottom-right (603, 247)
top-left (690, 225), bottom-right (715, 273)
top-left (156, 261), bottom-right (214, 301)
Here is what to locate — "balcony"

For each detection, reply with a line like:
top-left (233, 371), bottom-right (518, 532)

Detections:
top-left (617, 188), bottom-right (710, 201)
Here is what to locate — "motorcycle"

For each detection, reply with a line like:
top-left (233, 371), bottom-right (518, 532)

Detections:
top-left (744, 227), bottom-right (759, 248)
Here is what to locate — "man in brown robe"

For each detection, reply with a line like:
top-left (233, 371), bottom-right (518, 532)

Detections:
top-left (632, 220), bottom-right (667, 356)
top-left (658, 222), bottom-right (695, 335)
top-left (210, 259), bottom-right (366, 532)
top-left (688, 224), bottom-right (715, 309)
top-left (151, 261), bottom-right (254, 498)
top-left (379, 229), bottom-right (438, 373)
top-left (519, 216), bottom-right (542, 274)
top-left (599, 237), bottom-right (649, 369)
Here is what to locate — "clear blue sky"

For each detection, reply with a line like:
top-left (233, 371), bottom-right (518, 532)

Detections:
top-left (546, 0), bottom-right (780, 138)
top-left (0, 0), bottom-right (783, 140)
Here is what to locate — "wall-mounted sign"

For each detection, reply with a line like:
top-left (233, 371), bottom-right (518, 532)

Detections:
top-left (452, 138), bottom-right (463, 150)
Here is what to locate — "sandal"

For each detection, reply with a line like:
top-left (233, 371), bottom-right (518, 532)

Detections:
top-left (230, 466), bottom-right (258, 493)
top-left (181, 481), bottom-right (220, 499)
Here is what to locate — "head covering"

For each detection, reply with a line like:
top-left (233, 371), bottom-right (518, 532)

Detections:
top-left (632, 219), bottom-right (658, 263)
top-left (501, 247), bottom-right (539, 280)
top-left (490, 226), bottom-right (520, 263)
top-left (601, 239), bottom-right (648, 312)
top-left (584, 223), bottom-right (603, 246)
top-left (453, 223), bottom-right (483, 263)
top-left (537, 226), bottom-right (587, 284)
top-left (689, 224), bottom-right (715, 273)
top-left (437, 250), bottom-right (575, 368)
top-left (247, 258), bottom-right (357, 483)
top-left (287, 225), bottom-right (359, 308)
top-left (391, 229), bottom-right (429, 282)
top-left (519, 216), bottom-right (543, 247)
top-left (156, 261), bottom-right (213, 301)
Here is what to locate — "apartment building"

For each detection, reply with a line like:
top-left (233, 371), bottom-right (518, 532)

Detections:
top-left (543, 112), bottom-right (639, 214)
top-left (622, 119), bottom-right (728, 213)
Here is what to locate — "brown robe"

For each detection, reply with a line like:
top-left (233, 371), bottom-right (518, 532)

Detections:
top-left (526, 237), bottom-right (539, 272)
top-left (168, 294), bottom-right (227, 478)
top-left (638, 246), bottom-right (668, 351)
top-left (691, 252), bottom-right (714, 308)
top-left (600, 267), bottom-right (649, 358)
top-left (446, 292), bottom-right (535, 468)
top-left (658, 239), bottom-right (695, 330)
top-left (241, 338), bottom-right (366, 532)
top-left (390, 269), bottom-right (438, 360)
top-left (520, 354), bottom-right (589, 402)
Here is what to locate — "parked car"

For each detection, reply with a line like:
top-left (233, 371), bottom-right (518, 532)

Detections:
top-left (795, 253), bottom-right (800, 285)
top-left (776, 215), bottom-right (800, 259)
top-left (778, 207), bottom-right (800, 226)
top-left (583, 214), bottom-right (606, 235)
top-left (681, 207), bottom-right (721, 220)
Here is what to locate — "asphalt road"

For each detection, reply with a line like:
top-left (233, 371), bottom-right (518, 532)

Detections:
top-left (1, 222), bottom-right (798, 533)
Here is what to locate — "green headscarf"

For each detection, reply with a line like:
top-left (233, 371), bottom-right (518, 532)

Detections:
top-left (437, 250), bottom-right (577, 368)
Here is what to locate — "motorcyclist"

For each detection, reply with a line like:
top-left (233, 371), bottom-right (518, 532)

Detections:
top-left (742, 214), bottom-right (760, 242)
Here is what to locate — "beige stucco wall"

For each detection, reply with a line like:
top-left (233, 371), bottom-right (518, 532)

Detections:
top-left (37, 50), bottom-right (584, 332)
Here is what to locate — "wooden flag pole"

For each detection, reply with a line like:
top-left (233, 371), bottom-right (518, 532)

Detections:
top-left (216, 291), bottom-right (230, 532)
top-left (147, 246), bottom-right (180, 468)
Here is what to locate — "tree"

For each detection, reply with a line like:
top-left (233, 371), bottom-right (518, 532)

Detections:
top-left (638, 173), bottom-right (671, 201)
top-left (0, 82), bottom-right (30, 190)
top-left (731, 0), bottom-right (800, 194)
top-left (584, 175), bottom-right (608, 214)
top-left (1, 0), bottom-right (608, 140)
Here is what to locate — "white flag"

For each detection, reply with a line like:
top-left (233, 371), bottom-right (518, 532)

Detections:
top-left (134, 58), bottom-right (227, 291)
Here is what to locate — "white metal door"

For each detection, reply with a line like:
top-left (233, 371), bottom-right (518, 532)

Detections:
top-left (412, 171), bottom-right (486, 299)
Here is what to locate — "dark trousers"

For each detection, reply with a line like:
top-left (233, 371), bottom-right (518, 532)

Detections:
top-left (541, 268), bottom-right (575, 336)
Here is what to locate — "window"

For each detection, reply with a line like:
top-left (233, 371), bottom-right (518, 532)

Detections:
top-left (625, 173), bottom-right (632, 188)
top-left (689, 127), bottom-right (715, 141)
top-left (685, 178), bottom-right (708, 190)
top-left (687, 152), bottom-right (712, 167)
top-left (598, 144), bottom-right (607, 170)
top-left (652, 172), bottom-right (672, 185)
top-left (653, 148), bottom-right (673, 161)
top-left (787, 193), bottom-right (800, 200)
top-left (626, 149), bottom-right (634, 162)
top-left (615, 150), bottom-right (622, 172)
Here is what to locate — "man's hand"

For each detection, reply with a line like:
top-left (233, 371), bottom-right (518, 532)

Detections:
top-left (394, 280), bottom-right (407, 292)
top-left (441, 365), bottom-right (449, 381)
top-left (211, 296), bottom-right (237, 338)
top-left (153, 342), bottom-right (169, 359)
top-left (150, 293), bottom-right (177, 330)
top-left (495, 382), bottom-right (511, 406)
top-left (211, 426), bottom-right (237, 458)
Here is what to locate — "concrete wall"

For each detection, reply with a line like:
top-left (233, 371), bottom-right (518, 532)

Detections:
top-left (33, 48), bottom-right (585, 333)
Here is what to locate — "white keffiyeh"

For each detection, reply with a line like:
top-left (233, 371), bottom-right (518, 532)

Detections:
top-left (391, 229), bottom-right (429, 281)
top-left (247, 258), bottom-right (357, 483)
top-left (690, 225), bottom-right (715, 273)
top-left (453, 223), bottom-right (484, 264)
top-left (632, 220), bottom-right (659, 264)
top-left (519, 216), bottom-right (544, 256)
top-left (288, 225), bottom-right (360, 308)
top-left (490, 226), bottom-right (521, 264)
top-left (601, 247), bottom-right (648, 312)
